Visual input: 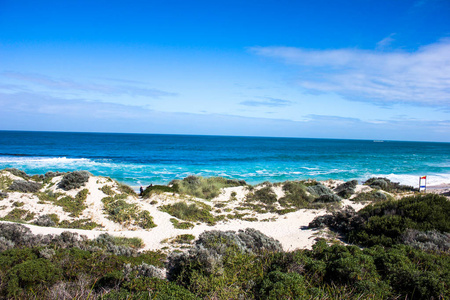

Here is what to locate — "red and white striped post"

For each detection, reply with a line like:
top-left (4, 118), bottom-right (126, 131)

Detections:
top-left (419, 176), bottom-right (427, 192)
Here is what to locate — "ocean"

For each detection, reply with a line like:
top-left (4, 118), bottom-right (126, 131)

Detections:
top-left (0, 131), bottom-right (449, 188)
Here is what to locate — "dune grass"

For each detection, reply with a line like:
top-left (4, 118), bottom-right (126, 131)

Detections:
top-left (170, 175), bottom-right (246, 200)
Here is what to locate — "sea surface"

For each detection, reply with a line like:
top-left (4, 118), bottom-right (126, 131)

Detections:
top-left (1, 131), bottom-right (449, 188)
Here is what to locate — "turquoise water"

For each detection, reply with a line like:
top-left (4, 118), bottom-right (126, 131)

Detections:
top-left (0, 131), bottom-right (449, 187)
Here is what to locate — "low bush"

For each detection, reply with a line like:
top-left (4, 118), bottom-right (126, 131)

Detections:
top-left (6, 258), bottom-right (62, 297)
top-left (315, 193), bottom-right (342, 203)
top-left (33, 214), bottom-right (57, 227)
top-left (117, 182), bottom-right (136, 195)
top-left (58, 171), bottom-right (90, 191)
top-left (246, 186), bottom-right (277, 204)
top-left (312, 193), bottom-right (450, 248)
top-left (170, 218), bottom-right (194, 229)
top-left (0, 191), bottom-right (7, 200)
top-left (142, 185), bottom-right (174, 198)
top-left (170, 175), bottom-right (246, 200)
top-left (0, 175), bottom-right (13, 190)
top-left (160, 201), bottom-right (216, 225)
top-left (58, 219), bottom-right (101, 230)
top-left (1, 208), bottom-right (35, 222)
top-left (352, 190), bottom-right (388, 202)
top-left (4, 168), bottom-right (30, 180)
top-left (307, 184), bottom-right (334, 197)
top-left (55, 189), bottom-right (89, 217)
top-left (167, 229), bottom-right (282, 298)
top-left (172, 234), bottom-right (195, 244)
top-left (279, 181), bottom-right (314, 208)
top-left (334, 180), bottom-right (358, 198)
top-left (401, 229), bottom-right (450, 252)
top-left (364, 177), bottom-right (416, 192)
top-left (100, 185), bottom-right (115, 196)
top-left (308, 206), bottom-right (365, 234)
top-left (102, 195), bottom-right (156, 229)
top-left (8, 180), bottom-right (42, 193)
top-left (258, 270), bottom-right (307, 299)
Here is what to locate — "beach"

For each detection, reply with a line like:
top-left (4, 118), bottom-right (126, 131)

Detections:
top-left (1, 168), bottom-right (447, 252)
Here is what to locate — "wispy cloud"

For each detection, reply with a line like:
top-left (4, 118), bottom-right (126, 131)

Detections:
top-left (2, 71), bottom-right (177, 98)
top-left (376, 33), bottom-right (396, 50)
top-left (240, 97), bottom-right (292, 107)
top-left (250, 39), bottom-right (450, 109)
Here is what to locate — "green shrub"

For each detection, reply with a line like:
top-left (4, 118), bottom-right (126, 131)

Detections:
top-left (94, 233), bottom-right (144, 249)
top-left (102, 195), bottom-right (156, 229)
top-left (170, 218), bottom-right (195, 229)
top-left (100, 185), bottom-right (115, 196)
top-left (307, 184), bottom-right (334, 197)
top-left (172, 234), bottom-right (195, 244)
top-left (35, 190), bottom-right (63, 203)
top-left (258, 271), bottom-right (307, 299)
top-left (58, 218), bottom-right (101, 230)
top-left (34, 214), bottom-right (58, 227)
top-left (351, 194), bottom-right (450, 247)
top-left (352, 190), bottom-right (388, 202)
top-left (1, 208), bottom-right (35, 222)
top-left (117, 182), bottom-right (136, 195)
top-left (6, 258), bottom-right (62, 297)
top-left (160, 201), bottom-right (216, 225)
top-left (364, 177), bottom-right (416, 192)
top-left (334, 180), bottom-right (358, 198)
top-left (0, 175), bottom-right (13, 190)
top-left (58, 171), bottom-right (90, 191)
top-left (8, 180), bottom-right (42, 193)
top-left (142, 185), bottom-right (174, 198)
top-left (4, 168), bottom-right (30, 180)
top-left (246, 186), bottom-right (277, 204)
top-left (170, 175), bottom-right (246, 200)
top-left (279, 181), bottom-right (314, 208)
top-left (55, 189), bottom-right (88, 217)
top-left (102, 277), bottom-right (200, 299)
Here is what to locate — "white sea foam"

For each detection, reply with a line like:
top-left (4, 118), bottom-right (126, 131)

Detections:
top-left (0, 156), bottom-right (90, 163)
top-left (364, 173), bottom-right (450, 188)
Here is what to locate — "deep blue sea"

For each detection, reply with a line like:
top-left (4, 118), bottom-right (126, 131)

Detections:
top-left (1, 131), bottom-right (449, 188)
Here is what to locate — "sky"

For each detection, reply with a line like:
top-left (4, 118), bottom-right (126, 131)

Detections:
top-left (0, 0), bottom-right (449, 142)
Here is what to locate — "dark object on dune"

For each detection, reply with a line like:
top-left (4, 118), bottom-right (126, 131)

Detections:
top-left (58, 171), bottom-right (90, 191)
top-left (8, 180), bottom-right (42, 193)
top-left (334, 180), bottom-right (358, 198)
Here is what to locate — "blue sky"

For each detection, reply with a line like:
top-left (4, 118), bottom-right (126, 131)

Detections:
top-left (1, 0), bottom-right (449, 141)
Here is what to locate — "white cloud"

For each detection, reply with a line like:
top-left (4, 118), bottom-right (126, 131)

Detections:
top-left (240, 97), bottom-right (292, 107)
top-left (250, 39), bottom-right (450, 108)
top-left (2, 71), bottom-right (177, 98)
top-left (376, 33), bottom-right (396, 50)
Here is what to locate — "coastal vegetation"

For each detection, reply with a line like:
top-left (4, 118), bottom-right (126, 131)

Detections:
top-left (58, 171), bottom-right (91, 191)
top-left (1, 221), bottom-right (447, 299)
top-left (102, 195), bottom-right (156, 229)
top-left (160, 201), bottom-right (217, 225)
top-left (0, 169), bottom-right (449, 298)
top-left (169, 175), bottom-right (246, 200)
